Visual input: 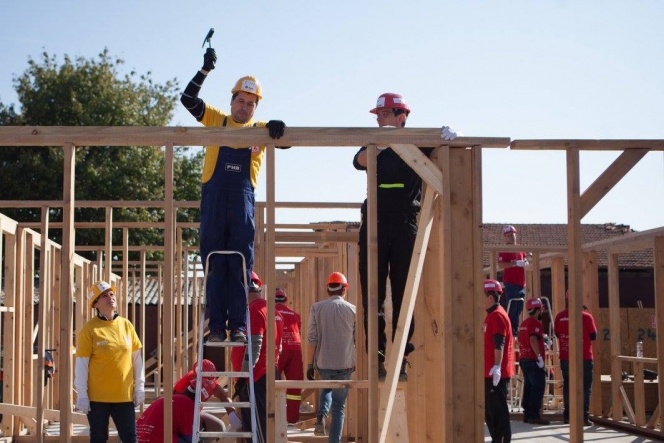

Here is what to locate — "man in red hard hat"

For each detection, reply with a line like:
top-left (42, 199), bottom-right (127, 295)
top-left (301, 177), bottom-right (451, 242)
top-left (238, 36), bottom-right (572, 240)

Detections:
top-left (180, 43), bottom-right (289, 344)
top-left (483, 279), bottom-right (514, 442)
top-left (353, 92), bottom-right (462, 380)
top-left (274, 288), bottom-right (304, 424)
top-left (498, 225), bottom-right (529, 334)
top-left (307, 272), bottom-right (356, 440)
top-left (517, 298), bottom-right (550, 425)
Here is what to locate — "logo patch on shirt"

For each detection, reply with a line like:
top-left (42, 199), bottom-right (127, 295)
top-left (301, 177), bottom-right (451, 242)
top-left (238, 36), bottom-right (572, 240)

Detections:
top-left (96, 340), bottom-right (109, 347)
top-left (225, 163), bottom-right (242, 173)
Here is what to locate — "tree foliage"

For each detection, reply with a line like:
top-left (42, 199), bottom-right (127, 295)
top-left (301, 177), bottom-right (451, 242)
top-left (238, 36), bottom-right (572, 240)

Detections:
top-left (0, 49), bottom-right (203, 262)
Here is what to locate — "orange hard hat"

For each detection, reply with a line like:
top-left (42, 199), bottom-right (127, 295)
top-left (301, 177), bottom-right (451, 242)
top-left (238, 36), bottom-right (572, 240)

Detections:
top-left (326, 271), bottom-right (348, 288)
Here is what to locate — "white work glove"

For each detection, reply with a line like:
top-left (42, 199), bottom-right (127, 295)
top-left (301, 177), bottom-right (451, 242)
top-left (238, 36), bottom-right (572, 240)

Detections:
top-left (228, 410), bottom-right (243, 430)
top-left (76, 396), bottom-right (90, 414)
top-left (537, 355), bottom-right (545, 369)
top-left (515, 259), bottom-right (526, 267)
top-left (441, 125), bottom-right (462, 141)
top-left (488, 364), bottom-right (501, 386)
top-left (133, 388), bottom-right (145, 406)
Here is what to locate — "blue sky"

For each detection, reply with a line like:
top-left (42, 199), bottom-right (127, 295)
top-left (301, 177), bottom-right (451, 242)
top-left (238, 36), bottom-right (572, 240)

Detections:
top-left (1, 0), bottom-right (663, 231)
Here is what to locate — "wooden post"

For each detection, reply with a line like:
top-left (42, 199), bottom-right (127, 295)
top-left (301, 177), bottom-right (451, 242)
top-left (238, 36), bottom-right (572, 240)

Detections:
top-left (608, 253), bottom-right (622, 421)
top-left (366, 145), bottom-right (379, 443)
top-left (35, 207), bottom-right (49, 439)
top-left (162, 143), bottom-right (175, 439)
top-left (122, 227), bottom-right (129, 319)
top-left (583, 251), bottom-right (602, 416)
top-left (266, 144), bottom-right (277, 441)
top-left (566, 147), bottom-right (583, 442)
top-left (654, 236), bottom-right (664, 429)
top-left (104, 208), bottom-right (113, 283)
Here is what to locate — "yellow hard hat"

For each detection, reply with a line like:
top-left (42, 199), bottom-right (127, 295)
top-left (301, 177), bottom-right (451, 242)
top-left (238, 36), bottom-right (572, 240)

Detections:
top-left (87, 280), bottom-right (116, 308)
top-left (231, 75), bottom-right (263, 100)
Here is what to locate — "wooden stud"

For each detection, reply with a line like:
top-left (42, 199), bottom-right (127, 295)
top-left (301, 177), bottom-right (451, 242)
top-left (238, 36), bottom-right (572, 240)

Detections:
top-left (608, 253), bottom-right (622, 421)
top-left (366, 144), bottom-right (379, 443)
top-left (566, 146), bottom-right (583, 442)
top-left (655, 236), bottom-right (664, 430)
top-left (161, 143), bottom-right (175, 439)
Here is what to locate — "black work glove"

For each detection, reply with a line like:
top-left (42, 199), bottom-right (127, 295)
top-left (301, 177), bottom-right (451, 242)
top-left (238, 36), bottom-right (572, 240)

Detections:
top-left (202, 48), bottom-right (217, 72)
top-left (266, 120), bottom-right (286, 139)
top-left (233, 378), bottom-right (248, 399)
top-left (307, 364), bottom-right (315, 381)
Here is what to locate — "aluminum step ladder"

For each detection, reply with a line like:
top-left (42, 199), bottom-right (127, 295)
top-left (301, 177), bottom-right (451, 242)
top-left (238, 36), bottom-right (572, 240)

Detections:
top-left (192, 250), bottom-right (259, 443)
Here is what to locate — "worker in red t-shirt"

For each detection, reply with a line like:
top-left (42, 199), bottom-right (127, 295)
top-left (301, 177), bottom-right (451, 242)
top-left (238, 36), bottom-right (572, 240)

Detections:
top-left (274, 288), bottom-right (304, 424)
top-left (136, 385), bottom-right (227, 443)
top-left (230, 273), bottom-right (283, 443)
top-left (554, 290), bottom-right (598, 426)
top-left (173, 359), bottom-right (242, 430)
top-left (483, 279), bottom-right (514, 442)
top-left (497, 225), bottom-right (528, 334)
top-left (517, 298), bottom-right (550, 425)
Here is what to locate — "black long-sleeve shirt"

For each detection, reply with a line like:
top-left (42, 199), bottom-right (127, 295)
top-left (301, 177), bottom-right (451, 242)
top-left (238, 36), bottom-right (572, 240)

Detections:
top-left (353, 146), bottom-right (434, 215)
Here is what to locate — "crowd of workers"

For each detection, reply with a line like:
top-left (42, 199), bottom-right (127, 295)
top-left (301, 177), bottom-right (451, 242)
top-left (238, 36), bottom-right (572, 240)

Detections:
top-left (71, 42), bottom-right (599, 443)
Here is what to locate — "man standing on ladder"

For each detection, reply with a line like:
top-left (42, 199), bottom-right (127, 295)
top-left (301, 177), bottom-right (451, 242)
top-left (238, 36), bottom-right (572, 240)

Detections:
top-left (231, 273), bottom-right (283, 442)
top-left (498, 225), bottom-right (528, 335)
top-left (275, 288), bottom-right (304, 424)
top-left (180, 42), bottom-right (288, 343)
top-left (353, 92), bottom-right (461, 380)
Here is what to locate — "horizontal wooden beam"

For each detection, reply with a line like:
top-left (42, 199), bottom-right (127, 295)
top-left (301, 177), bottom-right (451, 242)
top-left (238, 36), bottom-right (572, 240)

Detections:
top-left (511, 139), bottom-right (664, 151)
top-left (581, 226), bottom-right (664, 252)
top-left (0, 200), bottom-right (361, 210)
top-left (0, 126), bottom-right (510, 148)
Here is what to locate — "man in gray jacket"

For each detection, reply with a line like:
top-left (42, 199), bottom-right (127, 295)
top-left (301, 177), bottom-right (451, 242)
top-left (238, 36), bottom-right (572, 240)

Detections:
top-left (307, 272), bottom-right (356, 442)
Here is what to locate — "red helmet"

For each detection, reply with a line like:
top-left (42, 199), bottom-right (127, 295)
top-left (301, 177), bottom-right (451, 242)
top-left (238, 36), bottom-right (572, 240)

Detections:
top-left (192, 358), bottom-right (217, 375)
top-left (526, 298), bottom-right (543, 313)
top-left (483, 279), bottom-right (503, 294)
top-left (189, 359), bottom-right (218, 401)
top-left (369, 93), bottom-right (411, 115)
top-left (249, 271), bottom-right (262, 291)
top-left (502, 225), bottom-right (517, 235)
top-left (275, 288), bottom-right (287, 302)
top-left (326, 271), bottom-right (348, 288)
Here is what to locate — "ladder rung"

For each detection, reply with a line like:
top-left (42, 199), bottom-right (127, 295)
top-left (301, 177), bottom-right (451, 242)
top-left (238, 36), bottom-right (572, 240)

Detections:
top-left (205, 341), bottom-right (246, 348)
top-left (201, 371), bottom-right (235, 378)
top-left (205, 401), bottom-right (252, 408)
top-left (200, 430), bottom-right (254, 438)
top-left (211, 371), bottom-right (250, 378)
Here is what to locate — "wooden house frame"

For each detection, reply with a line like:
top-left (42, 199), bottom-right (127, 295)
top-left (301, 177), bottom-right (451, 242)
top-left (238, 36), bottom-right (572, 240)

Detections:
top-left (0, 126), bottom-right (662, 442)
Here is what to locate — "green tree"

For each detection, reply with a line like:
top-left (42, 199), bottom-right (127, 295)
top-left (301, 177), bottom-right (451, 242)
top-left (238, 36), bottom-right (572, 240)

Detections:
top-left (0, 49), bottom-right (203, 262)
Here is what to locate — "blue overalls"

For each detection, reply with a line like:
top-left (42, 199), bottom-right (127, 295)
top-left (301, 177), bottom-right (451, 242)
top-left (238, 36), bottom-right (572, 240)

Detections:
top-left (200, 117), bottom-right (256, 333)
